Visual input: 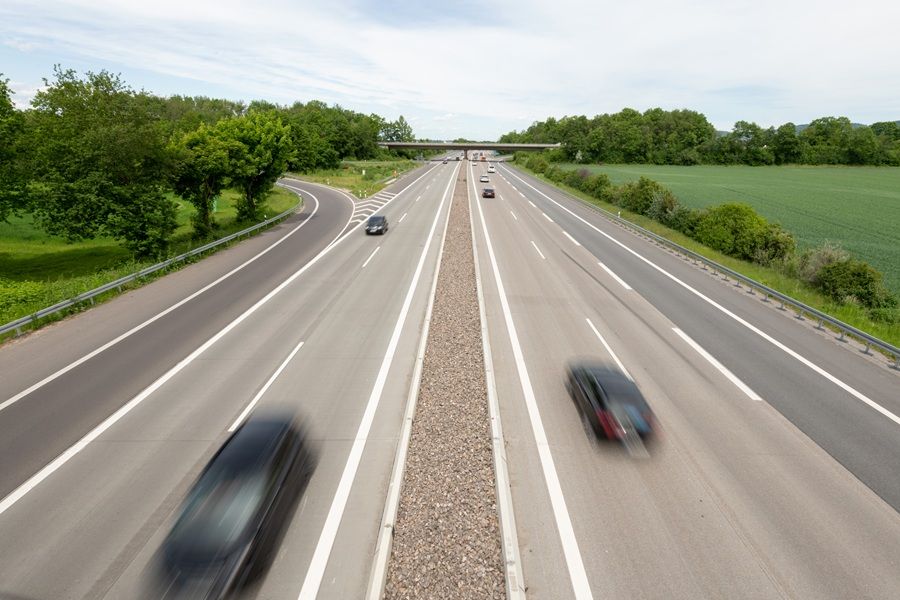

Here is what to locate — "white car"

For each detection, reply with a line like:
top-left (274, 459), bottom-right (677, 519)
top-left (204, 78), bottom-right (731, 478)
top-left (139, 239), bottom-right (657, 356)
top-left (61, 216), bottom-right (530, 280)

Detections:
top-left (479, 175), bottom-right (490, 183)
top-left (488, 165), bottom-right (496, 173)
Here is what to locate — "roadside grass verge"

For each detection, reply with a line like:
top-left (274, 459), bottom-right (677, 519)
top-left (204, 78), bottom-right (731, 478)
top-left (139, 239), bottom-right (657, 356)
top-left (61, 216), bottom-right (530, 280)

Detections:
top-left (287, 159), bottom-right (420, 199)
top-left (558, 163), bottom-right (900, 296)
top-left (0, 186), bottom-right (300, 333)
top-left (510, 164), bottom-right (900, 348)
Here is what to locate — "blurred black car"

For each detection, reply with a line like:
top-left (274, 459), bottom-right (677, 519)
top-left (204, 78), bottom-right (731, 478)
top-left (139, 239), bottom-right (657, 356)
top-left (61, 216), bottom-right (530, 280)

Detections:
top-left (565, 361), bottom-right (655, 440)
top-left (161, 413), bottom-right (315, 599)
top-left (482, 187), bottom-right (495, 198)
top-left (365, 215), bottom-right (389, 235)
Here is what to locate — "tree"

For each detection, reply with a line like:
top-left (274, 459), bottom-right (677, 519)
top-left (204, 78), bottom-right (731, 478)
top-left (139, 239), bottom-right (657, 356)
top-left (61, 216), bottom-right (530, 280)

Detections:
top-left (772, 123), bottom-right (803, 164)
top-left (25, 67), bottom-right (176, 257)
top-left (0, 76), bottom-right (26, 222)
top-left (380, 115), bottom-right (414, 142)
top-left (170, 123), bottom-right (237, 238)
top-left (218, 111), bottom-right (293, 221)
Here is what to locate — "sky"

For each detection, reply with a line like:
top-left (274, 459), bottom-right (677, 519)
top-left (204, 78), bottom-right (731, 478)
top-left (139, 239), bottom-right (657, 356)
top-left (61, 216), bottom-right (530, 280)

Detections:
top-left (2, 0), bottom-right (899, 140)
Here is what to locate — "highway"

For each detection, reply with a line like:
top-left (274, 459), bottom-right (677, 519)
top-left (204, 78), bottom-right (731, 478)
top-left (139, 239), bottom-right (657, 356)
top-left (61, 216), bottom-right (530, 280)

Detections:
top-left (471, 160), bottom-right (900, 598)
top-left (0, 161), bottom-right (460, 599)
top-left (0, 154), bottom-right (898, 600)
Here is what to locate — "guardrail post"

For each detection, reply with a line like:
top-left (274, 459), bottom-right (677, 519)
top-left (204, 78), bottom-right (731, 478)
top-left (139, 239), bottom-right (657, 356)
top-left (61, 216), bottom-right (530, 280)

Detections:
top-left (864, 341), bottom-right (871, 355)
top-left (816, 319), bottom-right (823, 330)
top-left (795, 308), bottom-right (803, 320)
top-left (838, 330), bottom-right (845, 342)
top-left (763, 293), bottom-right (770, 303)
top-left (15, 326), bottom-right (21, 336)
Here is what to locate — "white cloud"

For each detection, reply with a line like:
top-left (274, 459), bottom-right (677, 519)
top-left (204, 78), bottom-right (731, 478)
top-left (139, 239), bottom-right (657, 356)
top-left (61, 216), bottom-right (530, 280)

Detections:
top-left (1, 0), bottom-right (898, 138)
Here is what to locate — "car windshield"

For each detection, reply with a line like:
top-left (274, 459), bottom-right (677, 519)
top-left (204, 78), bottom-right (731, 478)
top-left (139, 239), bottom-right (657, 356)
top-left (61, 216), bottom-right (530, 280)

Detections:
top-left (368, 216), bottom-right (385, 224)
top-left (168, 462), bottom-right (269, 557)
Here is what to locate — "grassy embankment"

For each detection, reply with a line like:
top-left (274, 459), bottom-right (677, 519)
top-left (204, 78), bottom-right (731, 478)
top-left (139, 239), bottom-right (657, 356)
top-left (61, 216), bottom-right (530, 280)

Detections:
top-left (512, 162), bottom-right (900, 347)
top-left (288, 159), bottom-right (420, 199)
top-left (563, 164), bottom-right (900, 296)
top-left (0, 186), bottom-right (299, 328)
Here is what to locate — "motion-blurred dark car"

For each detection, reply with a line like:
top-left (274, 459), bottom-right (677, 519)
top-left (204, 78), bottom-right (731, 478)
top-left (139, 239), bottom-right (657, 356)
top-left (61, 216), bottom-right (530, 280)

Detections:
top-left (365, 215), bottom-right (389, 235)
top-left (482, 187), bottom-right (495, 198)
top-left (442, 159), bottom-right (448, 163)
top-left (161, 414), bottom-right (315, 599)
top-left (565, 361), bottom-right (655, 440)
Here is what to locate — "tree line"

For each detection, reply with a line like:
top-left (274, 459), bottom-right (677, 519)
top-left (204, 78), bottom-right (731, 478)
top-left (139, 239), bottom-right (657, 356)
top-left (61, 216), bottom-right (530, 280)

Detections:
top-left (500, 109), bottom-right (900, 166)
top-left (0, 67), bottom-right (416, 257)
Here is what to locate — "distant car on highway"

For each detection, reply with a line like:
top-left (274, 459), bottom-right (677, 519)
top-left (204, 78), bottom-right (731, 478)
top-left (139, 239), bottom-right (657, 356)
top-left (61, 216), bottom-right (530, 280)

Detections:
top-left (487, 165), bottom-right (495, 173)
top-left (161, 413), bottom-right (315, 599)
top-left (479, 175), bottom-right (489, 183)
top-left (482, 187), bottom-right (495, 198)
top-left (365, 215), bottom-right (389, 235)
top-left (565, 361), bottom-right (655, 441)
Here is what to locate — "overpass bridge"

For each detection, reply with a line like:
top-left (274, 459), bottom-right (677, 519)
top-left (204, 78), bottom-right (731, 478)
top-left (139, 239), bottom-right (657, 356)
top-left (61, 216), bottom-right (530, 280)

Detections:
top-left (378, 141), bottom-right (559, 159)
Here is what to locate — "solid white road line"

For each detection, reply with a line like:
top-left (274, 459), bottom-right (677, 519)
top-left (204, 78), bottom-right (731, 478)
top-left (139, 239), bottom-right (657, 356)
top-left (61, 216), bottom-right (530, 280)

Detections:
top-left (362, 247), bottom-right (380, 269)
top-left (510, 210), bottom-right (518, 221)
top-left (471, 162), bottom-right (593, 600)
top-left (673, 328), bottom-right (762, 401)
top-left (0, 166), bottom-right (443, 516)
top-left (2, 165), bottom-right (439, 415)
top-left (469, 180), bottom-right (527, 599)
top-left (399, 212), bottom-right (408, 223)
top-left (366, 169), bottom-right (454, 600)
top-left (597, 261), bottom-right (632, 290)
top-left (297, 162), bottom-right (460, 600)
top-left (585, 318), bottom-right (633, 381)
top-left (531, 241), bottom-right (546, 260)
top-left (562, 230), bottom-right (581, 246)
top-left (542, 212), bottom-right (554, 223)
top-left (501, 165), bottom-right (900, 428)
top-left (528, 200), bottom-right (536, 208)
top-left (0, 191), bottom-right (322, 416)
top-left (228, 340), bottom-right (306, 431)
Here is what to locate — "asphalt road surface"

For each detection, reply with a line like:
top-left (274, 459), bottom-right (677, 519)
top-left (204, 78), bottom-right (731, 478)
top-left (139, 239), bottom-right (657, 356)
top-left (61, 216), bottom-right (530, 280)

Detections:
top-left (0, 162), bottom-right (459, 600)
top-left (471, 160), bottom-right (900, 599)
top-left (1, 156), bottom-right (898, 600)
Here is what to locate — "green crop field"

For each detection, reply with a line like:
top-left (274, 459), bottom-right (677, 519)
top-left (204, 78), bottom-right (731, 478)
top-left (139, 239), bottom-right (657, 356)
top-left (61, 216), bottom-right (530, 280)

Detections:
top-left (560, 164), bottom-right (900, 295)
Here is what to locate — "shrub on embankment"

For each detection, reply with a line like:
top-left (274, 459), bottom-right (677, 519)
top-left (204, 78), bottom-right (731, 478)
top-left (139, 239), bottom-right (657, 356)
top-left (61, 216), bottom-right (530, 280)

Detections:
top-left (515, 152), bottom-right (898, 321)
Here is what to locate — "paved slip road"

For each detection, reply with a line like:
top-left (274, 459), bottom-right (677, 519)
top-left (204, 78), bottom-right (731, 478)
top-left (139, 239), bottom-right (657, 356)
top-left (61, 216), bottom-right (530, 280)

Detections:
top-left (470, 160), bottom-right (900, 599)
top-left (0, 161), bottom-right (459, 600)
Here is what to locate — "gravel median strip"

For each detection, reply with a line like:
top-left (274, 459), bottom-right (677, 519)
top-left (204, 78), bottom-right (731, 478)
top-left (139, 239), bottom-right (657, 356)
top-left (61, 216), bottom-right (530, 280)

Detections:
top-left (384, 167), bottom-right (506, 599)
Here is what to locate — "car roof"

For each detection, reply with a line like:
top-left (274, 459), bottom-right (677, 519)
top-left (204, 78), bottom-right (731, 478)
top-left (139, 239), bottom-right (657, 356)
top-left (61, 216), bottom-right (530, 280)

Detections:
top-left (570, 362), bottom-right (648, 406)
top-left (213, 414), bottom-right (293, 472)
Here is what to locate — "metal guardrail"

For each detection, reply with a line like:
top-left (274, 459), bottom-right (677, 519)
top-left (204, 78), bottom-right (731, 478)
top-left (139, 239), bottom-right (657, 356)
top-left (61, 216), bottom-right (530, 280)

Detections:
top-left (1, 188), bottom-right (302, 338)
top-left (507, 165), bottom-right (900, 368)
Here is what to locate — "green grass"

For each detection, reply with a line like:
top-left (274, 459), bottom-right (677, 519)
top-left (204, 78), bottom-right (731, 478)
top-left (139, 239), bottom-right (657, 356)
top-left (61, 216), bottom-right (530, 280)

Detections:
top-left (0, 186), bottom-right (300, 328)
top-left (558, 163), bottom-right (900, 295)
top-left (289, 159), bottom-right (420, 199)
top-left (512, 164), bottom-right (900, 348)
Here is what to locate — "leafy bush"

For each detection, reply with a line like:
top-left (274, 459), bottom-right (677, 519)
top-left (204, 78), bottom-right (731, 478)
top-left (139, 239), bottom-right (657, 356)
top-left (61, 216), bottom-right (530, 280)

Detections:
top-left (526, 154), bottom-right (549, 173)
top-left (581, 173), bottom-right (612, 198)
top-left (619, 177), bottom-right (668, 215)
top-left (694, 203), bottom-right (771, 260)
top-left (796, 241), bottom-right (849, 284)
top-left (815, 259), bottom-right (897, 309)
